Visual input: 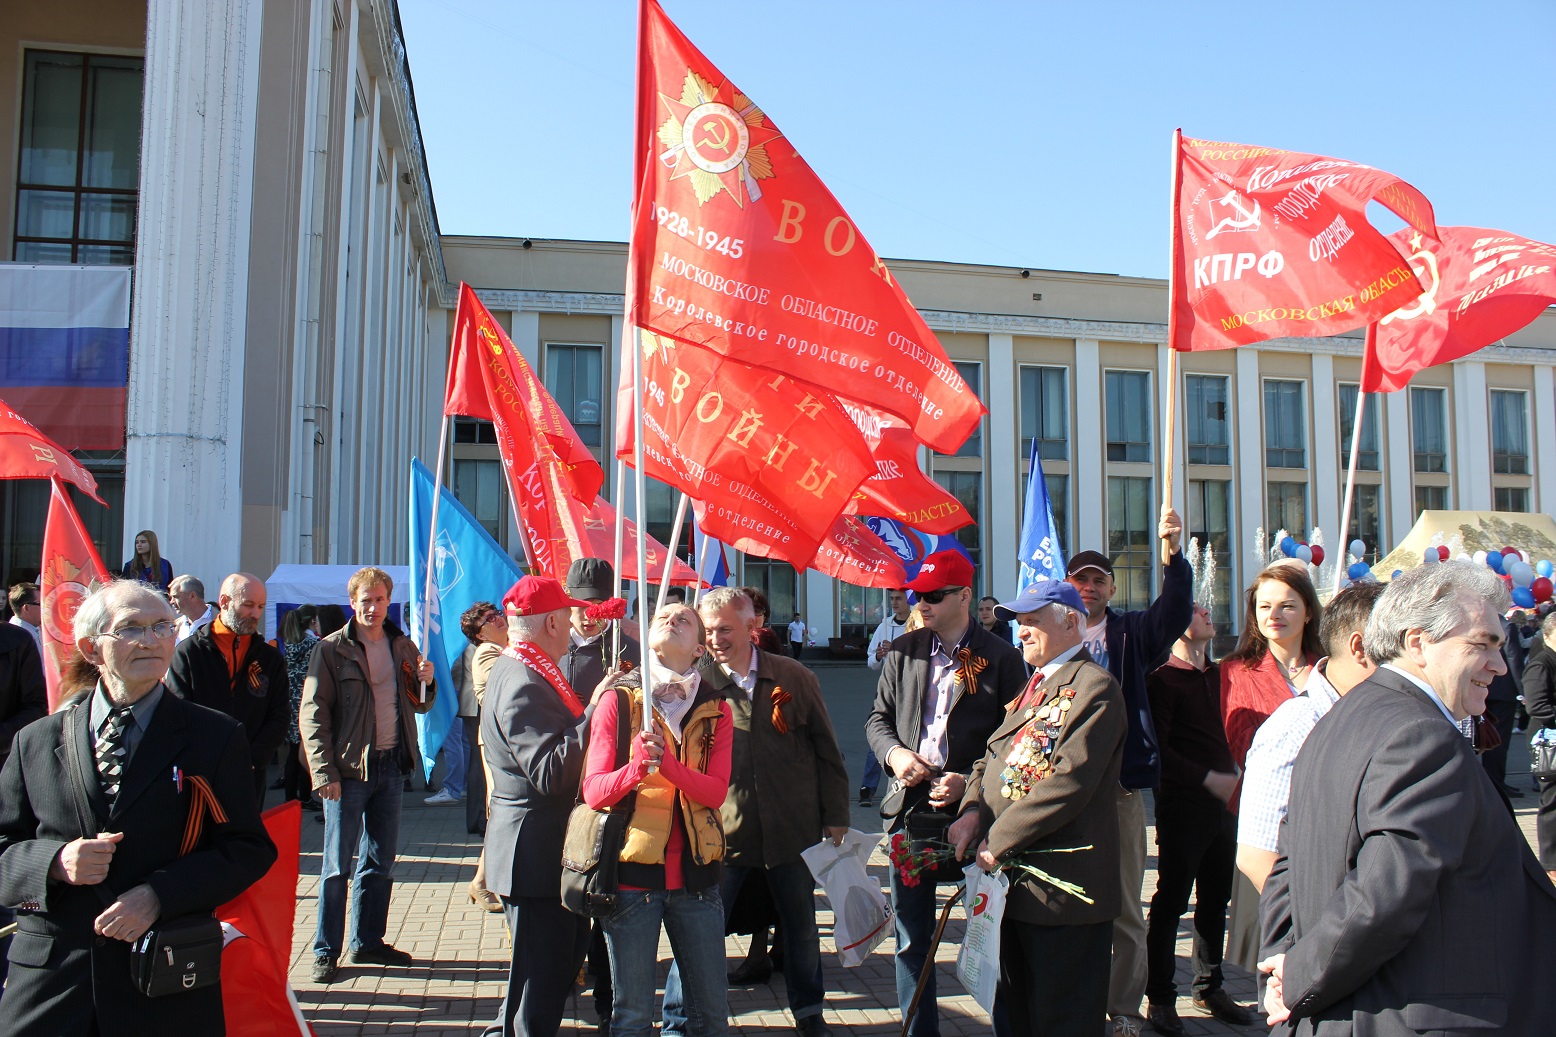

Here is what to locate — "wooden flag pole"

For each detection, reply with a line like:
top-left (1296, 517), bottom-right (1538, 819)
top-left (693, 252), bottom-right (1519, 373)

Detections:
top-left (631, 328), bottom-right (656, 740)
top-left (656, 492), bottom-right (690, 614)
top-left (1162, 129), bottom-right (1184, 568)
top-left (1161, 345), bottom-right (1179, 567)
top-left (1334, 333), bottom-right (1372, 595)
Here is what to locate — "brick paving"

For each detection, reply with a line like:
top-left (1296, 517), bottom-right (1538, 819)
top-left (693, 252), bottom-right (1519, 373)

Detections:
top-left (284, 660), bottom-right (1544, 1035)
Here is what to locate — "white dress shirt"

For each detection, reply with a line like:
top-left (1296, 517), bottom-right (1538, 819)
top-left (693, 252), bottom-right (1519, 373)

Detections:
top-left (1238, 661), bottom-right (1341, 854)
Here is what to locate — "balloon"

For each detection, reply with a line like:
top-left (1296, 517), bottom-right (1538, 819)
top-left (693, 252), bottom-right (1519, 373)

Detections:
top-left (1438, 546), bottom-right (1451, 561)
top-left (1350, 539), bottom-right (1366, 558)
top-left (1309, 545), bottom-right (1325, 567)
top-left (1347, 561), bottom-right (1370, 580)
top-left (1487, 551), bottom-right (1505, 574)
top-left (1473, 550), bottom-right (1488, 567)
top-left (1296, 545), bottom-right (1313, 564)
top-left (1280, 536), bottom-right (1297, 556)
top-left (1503, 546), bottom-right (1520, 558)
top-left (1423, 549), bottom-right (1439, 565)
top-left (1539, 560), bottom-right (1554, 579)
top-left (1455, 553), bottom-right (1471, 563)
top-left (1510, 561), bottom-right (1535, 587)
top-left (1392, 570), bottom-right (1403, 579)
top-left (1532, 577), bottom-right (1553, 603)
top-left (1513, 586), bottom-right (1536, 609)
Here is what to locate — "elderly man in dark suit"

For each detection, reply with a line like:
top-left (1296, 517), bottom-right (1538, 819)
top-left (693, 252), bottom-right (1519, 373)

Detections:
top-left (865, 550), bottom-right (1025, 1037)
top-left (950, 578), bottom-right (1126, 1037)
top-left (0, 580), bottom-right (275, 1036)
top-left (1260, 561), bottom-right (1556, 1035)
top-left (481, 574), bottom-right (610, 1037)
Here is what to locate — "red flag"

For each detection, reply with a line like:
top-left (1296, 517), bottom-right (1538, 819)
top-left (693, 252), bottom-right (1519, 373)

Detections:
top-left (446, 282), bottom-right (603, 505)
top-left (838, 400), bottom-right (972, 535)
top-left (628, 0), bottom-right (983, 455)
top-left (577, 497), bottom-right (701, 586)
top-left (1362, 227), bottom-right (1556, 392)
top-left (39, 476), bottom-right (111, 711)
top-left (617, 331), bottom-right (875, 561)
top-left (219, 802), bottom-right (310, 1037)
top-left (1170, 131), bottom-right (1437, 351)
top-left (810, 515), bottom-right (907, 589)
top-left (0, 399), bottom-right (104, 503)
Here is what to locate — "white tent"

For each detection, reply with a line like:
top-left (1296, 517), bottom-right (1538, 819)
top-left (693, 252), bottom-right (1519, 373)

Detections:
top-left (1374, 511), bottom-right (1556, 579)
top-left (264, 563), bottom-right (410, 638)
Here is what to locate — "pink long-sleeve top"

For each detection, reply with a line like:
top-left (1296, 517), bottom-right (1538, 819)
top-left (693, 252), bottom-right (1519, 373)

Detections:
top-left (582, 688), bottom-right (733, 890)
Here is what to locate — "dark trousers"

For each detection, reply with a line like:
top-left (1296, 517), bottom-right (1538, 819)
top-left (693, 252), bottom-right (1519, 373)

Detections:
top-left (1000, 917), bottom-right (1112, 1037)
top-left (1483, 700), bottom-right (1516, 791)
top-left (252, 762), bottom-right (269, 809)
top-left (1145, 793), bottom-right (1237, 1003)
top-left (1538, 776), bottom-right (1556, 870)
top-left (789, 640), bottom-right (803, 659)
top-left (462, 717), bottom-right (487, 834)
top-left (482, 894), bottom-right (589, 1037)
top-left (282, 741), bottom-right (312, 801)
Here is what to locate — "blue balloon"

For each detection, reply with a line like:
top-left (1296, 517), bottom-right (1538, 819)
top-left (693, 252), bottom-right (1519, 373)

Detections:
top-left (1392, 570), bottom-right (1403, 579)
top-left (1487, 550), bottom-right (1505, 574)
top-left (1539, 560), bottom-right (1554, 579)
top-left (1347, 561), bottom-right (1370, 580)
top-left (1514, 586), bottom-right (1537, 608)
top-left (1280, 536), bottom-right (1297, 557)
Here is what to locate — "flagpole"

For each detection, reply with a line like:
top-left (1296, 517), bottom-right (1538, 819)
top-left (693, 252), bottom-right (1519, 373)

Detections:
top-left (656, 492), bottom-right (690, 613)
top-left (612, 457), bottom-right (626, 661)
top-left (632, 328), bottom-right (655, 740)
top-left (1162, 129), bottom-right (1184, 568)
top-left (415, 414), bottom-right (453, 704)
top-left (1334, 328), bottom-right (1372, 596)
top-left (693, 524), bottom-right (713, 606)
top-left (1161, 345), bottom-right (1179, 567)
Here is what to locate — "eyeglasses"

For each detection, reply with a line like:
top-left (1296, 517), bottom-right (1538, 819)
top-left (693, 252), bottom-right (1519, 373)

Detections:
top-left (482, 612), bottom-right (504, 626)
top-left (98, 622), bottom-right (177, 644)
top-left (917, 587), bottom-right (963, 605)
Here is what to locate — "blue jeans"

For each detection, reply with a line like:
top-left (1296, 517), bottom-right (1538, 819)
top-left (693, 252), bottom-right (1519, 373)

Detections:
top-left (664, 859), bottom-right (825, 1032)
top-left (862, 749), bottom-right (882, 795)
top-left (314, 751), bottom-right (403, 958)
top-left (605, 887), bottom-right (728, 1037)
top-left (441, 718), bottom-right (467, 798)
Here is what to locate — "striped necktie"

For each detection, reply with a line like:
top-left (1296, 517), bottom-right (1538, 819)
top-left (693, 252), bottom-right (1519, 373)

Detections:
top-left (96, 706), bottom-right (132, 798)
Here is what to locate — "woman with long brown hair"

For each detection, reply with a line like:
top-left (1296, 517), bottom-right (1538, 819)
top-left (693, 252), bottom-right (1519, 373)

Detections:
top-left (121, 529), bottom-right (173, 592)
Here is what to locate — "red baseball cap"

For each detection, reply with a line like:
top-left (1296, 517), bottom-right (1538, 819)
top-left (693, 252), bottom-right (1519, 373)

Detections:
top-left (502, 575), bottom-right (588, 616)
top-left (905, 550), bottom-right (975, 593)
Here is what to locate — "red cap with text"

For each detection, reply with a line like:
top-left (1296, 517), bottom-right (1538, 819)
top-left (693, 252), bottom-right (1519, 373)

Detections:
top-left (905, 550), bottom-right (975, 593)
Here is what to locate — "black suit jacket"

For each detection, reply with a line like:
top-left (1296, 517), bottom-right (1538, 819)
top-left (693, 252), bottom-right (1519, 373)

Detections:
top-left (480, 652), bottom-right (593, 899)
top-left (864, 624), bottom-right (1025, 829)
top-left (0, 622), bottom-right (46, 762)
top-left (0, 689), bottom-right (277, 1036)
top-left (168, 623), bottom-right (289, 770)
top-left (1261, 666), bottom-right (1556, 1035)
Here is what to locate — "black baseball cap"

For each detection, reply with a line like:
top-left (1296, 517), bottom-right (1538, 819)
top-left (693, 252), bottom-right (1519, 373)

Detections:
top-left (1065, 551), bottom-right (1114, 579)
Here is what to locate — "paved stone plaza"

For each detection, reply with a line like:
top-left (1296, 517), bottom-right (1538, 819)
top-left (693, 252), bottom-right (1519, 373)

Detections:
top-left (286, 659), bottom-right (1543, 1035)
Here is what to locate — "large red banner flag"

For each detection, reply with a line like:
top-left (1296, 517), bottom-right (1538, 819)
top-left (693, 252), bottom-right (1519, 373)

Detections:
top-left (578, 497), bottom-right (701, 586)
top-left (40, 476), bottom-right (111, 711)
top-left (1362, 226), bottom-right (1556, 393)
top-left (628, 0), bottom-right (983, 455)
top-left (446, 282), bottom-right (603, 505)
top-left (811, 515), bottom-right (908, 589)
top-left (838, 399), bottom-right (972, 535)
top-left (219, 802), bottom-right (311, 1037)
top-left (617, 330), bottom-right (876, 563)
top-left (1170, 131), bottom-right (1438, 351)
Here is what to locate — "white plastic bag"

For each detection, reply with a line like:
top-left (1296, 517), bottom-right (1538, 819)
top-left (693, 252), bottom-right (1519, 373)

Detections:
top-left (955, 861), bottom-right (1007, 1012)
top-left (800, 829), bottom-right (893, 967)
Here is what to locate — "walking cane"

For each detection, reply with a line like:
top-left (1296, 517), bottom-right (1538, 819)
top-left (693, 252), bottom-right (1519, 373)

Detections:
top-left (898, 884), bottom-right (966, 1037)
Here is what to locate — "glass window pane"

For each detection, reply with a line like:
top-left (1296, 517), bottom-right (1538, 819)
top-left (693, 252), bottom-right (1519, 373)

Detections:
top-left (1187, 479), bottom-right (1234, 632)
top-left (1265, 380), bottom-right (1306, 468)
top-left (1415, 484), bottom-right (1448, 512)
top-left (1186, 375), bottom-right (1229, 465)
top-left (76, 244), bottom-right (134, 266)
top-left (1344, 483), bottom-right (1381, 563)
top-left (1491, 390), bottom-right (1528, 475)
top-left (1411, 387), bottom-right (1447, 473)
top-left (1266, 480), bottom-right (1308, 535)
top-left (14, 240), bottom-right (74, 263)
top-left (1106, 371), bottom-right (1151, 464)
top-left (19, 52), bottom-right (83, 187)
top-left (16, 189), bottom-right (75, 238)
top-left (78, 192), bottom-right (135, 242)
top-left (453, 458), bottom-right (506, 544)
top-left (1337, 383), bottom-right (1379, 471)
top-left (948, 362), bottom-right (983, 459)
top-left (545, 344), bottom-right (604, 448)
top-left (81, 58), bottom-right (144, 190)
top-left (1107, 475), bottom-right (1154, 610)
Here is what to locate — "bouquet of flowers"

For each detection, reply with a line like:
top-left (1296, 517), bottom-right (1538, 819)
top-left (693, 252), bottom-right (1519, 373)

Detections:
top-left (888, 832), bottom-right (1095, 902)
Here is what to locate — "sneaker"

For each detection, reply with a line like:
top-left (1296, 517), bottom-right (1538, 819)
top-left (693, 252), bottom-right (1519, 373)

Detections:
top-left (424, 788), bottom-right (462, 805)
top-left (1111, 1017), bottom-right (1144, 1037)
top-left (1193, 988), bottom-right (1253, 1026)
top-left (311, 956), bottom-right (338, 983)
top-left (858, 786), bottom-right (873, 806)
top-left (351, 943), bottom-right (413, 967)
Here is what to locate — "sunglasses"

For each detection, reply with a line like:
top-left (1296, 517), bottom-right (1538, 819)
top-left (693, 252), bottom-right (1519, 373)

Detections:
top-left (916, 587), bottom-right (964, 605)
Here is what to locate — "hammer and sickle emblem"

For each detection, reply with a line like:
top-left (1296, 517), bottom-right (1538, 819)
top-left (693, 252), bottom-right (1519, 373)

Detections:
top-left (1380, 245), bottom-right (1441, 325)
top-left (697, 119), bottom-right (731, 154)
top-left (477, 325), bottom-right (502, 357)
top-left (1205, 190), bottom-right (1261, 238)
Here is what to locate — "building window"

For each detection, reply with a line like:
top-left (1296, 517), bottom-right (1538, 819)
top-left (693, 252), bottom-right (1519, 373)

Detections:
top-left (1415, 484), bottom-right (1448, 513)
top-left (1187, 479), bottom-right (1233, 632)
top-left (453, 458), bottom-right (506, 545)
top-left (545, 344), bottom-right (604, 448)
top-left (1020, 366), bottom-right (1069, 460)
top-left (453, 417), bottom-right (498, 444)
top-left (941, 362), bottom-right (984, 459)
top-left (1495, 486), bottom-right (1530, 513)
top-left (937, 471), bottom-right (983, 594)
top-left (1185, 375), bottom-right (1230, 466)
top-left (1267, 480), bottom-right (1308, 535)
top-left (1491, 390), bottom-right (1529, 475)
top-left (1264, 380), bottom-right (1306, 469)
top-left (1344, 483), bottom-right (1382, 563)
top-left (1105, 371), bottom-right (1152, 463)
top-left (14, 50), bottom-right (144, 264)
top-left (1107, 476), bottom-right (1154, 610)
top-left (1337, 383), bottom-right (1379, 471)
top-left (838, 583), bottom-right (876, 642)
top-left (1411, 387), bottom-right (1448, 473)
top-left (742, 558), bottom-right (797, 631)
top-left (1020, 469), bottom-right (1069, 559)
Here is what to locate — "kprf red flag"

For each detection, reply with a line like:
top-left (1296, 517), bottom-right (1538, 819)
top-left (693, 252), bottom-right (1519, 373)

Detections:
top-left (219, 801), bottom-right (311, 1037)
top-left (39, 476), bottom-right (111, 711)
top-left (617, 330), bottom-right (875, 561)
top-left (578, 496), bottom-right (700, 586)
top-left (446, 282), bottom-right (603, 505)
top-left (838, 399), bottom-right (972, 535)
top-left (1361, 226), bottom-right (1556, 392)
top-left (1170, 131), bottom-right (1437, 351)
top-left (628, 0), bottom-right (983, 455)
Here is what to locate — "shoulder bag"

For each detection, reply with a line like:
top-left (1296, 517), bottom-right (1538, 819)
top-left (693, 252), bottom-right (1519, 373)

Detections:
top-left (561, 686), bottom-right (637, 917)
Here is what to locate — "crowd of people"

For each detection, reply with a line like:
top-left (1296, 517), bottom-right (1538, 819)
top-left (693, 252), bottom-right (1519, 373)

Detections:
top-left (0, 514), bottom-right (1554, 1036)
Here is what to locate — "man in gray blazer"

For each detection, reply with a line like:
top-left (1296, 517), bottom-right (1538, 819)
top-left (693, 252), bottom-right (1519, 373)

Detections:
top-left (1260, 561), bottom-right (1556, 1035)
top-left (480, 575), bottom-right (605, 1037)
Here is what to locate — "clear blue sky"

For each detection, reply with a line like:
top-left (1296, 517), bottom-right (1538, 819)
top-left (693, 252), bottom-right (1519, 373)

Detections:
top-left (400, 0), bottom-right (1556, 281)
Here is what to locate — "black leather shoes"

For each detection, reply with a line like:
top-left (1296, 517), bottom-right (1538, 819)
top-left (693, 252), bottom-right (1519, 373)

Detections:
top-left (727, 956), bottom-right (773, 984)
top-left (1193, 988), bottom-right (1254, 1025)
top-left (1146, 1002), bottom-right (1186, 1036)
top-left (795, 1017), bottom-right (833, 1037)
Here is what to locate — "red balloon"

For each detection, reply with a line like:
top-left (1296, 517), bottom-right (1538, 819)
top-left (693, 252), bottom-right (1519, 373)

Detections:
top-left (1503, 545), bottom-right (1520, 558)
top-left (1437, 545), bottom-right (1451, 561)
top-left (1534, 577), bottom-right (1554, 603)
top-left (1309, 545), bottom-right (1325, 567)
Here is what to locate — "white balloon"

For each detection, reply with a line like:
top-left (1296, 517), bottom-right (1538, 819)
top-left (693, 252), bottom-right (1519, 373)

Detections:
top-left (1350, 539), bottom-right (1366, 558)
top-left (1296, 545), bottom-right (1313, 564)
top-left (1423, 550), bottom-right (1439, 564)
top-left (1455, 553), bottom-right (1471, 563)
top-left (1473, 550), bottom-right (1488, 566)
top-left (1511, 561), bottom-right (1536, 587)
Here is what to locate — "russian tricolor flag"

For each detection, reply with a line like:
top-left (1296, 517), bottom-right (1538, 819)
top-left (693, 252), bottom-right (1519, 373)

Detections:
top-left (0, 265), bottom-right (131, 450)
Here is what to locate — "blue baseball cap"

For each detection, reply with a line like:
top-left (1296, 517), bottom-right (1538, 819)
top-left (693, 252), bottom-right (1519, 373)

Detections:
top-left (994, 578), bottom-right (1086, 620)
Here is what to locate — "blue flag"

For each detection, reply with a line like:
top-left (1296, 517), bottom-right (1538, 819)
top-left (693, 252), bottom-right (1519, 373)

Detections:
top-left (1016, 436), bottom-right (1066, 593)
top-left (860, 516), bottom-right (974, 583)
top-left (409, 457), bottom-right (525, 781)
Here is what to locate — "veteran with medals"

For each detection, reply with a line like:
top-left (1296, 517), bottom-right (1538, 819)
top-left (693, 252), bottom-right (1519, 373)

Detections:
top-left (949, 579), bottom-right (1126, 1037)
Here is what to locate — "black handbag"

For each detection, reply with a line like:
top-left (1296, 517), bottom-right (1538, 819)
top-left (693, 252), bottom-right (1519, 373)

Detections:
top-left (560, 687), bottom-right (637, 918)
top-left (129, 915), bottom-right (224, 997)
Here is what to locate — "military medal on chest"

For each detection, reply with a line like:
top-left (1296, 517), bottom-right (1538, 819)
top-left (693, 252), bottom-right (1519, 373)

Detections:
top-left (999, 688), bottom-right (1076, 801)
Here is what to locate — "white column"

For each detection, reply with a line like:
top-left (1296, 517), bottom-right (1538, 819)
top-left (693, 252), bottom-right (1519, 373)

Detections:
top-left (1073, 339), bottom-right (1104, 551)
top-left (126, 0), bottom-right (265, 584)
top-left (1311, 354), bottom-right (1339, 536)
top-left (1385, 389), bottom-right (1413, 544)
top-left (1536, 367), bottom-right (1556, 514)
top-left (805, 569), bottom-right (835, 643)
top-left (1453, 361), bottom-right (1491, 510)
top-left (1236, 350), bottom-right (1264, 569)
top-left (987, 333), bottom-right (1018, 599)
